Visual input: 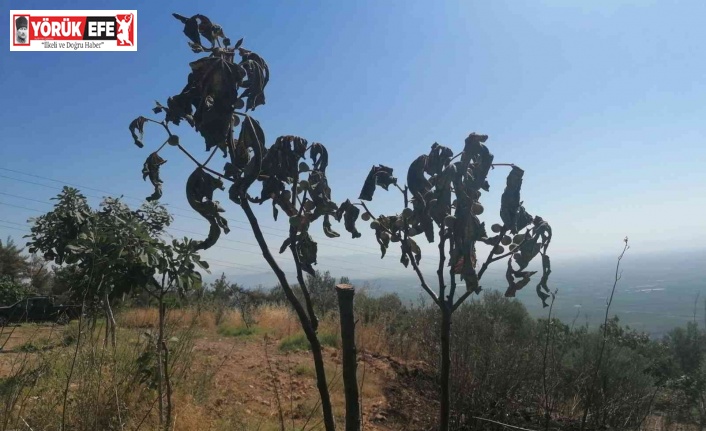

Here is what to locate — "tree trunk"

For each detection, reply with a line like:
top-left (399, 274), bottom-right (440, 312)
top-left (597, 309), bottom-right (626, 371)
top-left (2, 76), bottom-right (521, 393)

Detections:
top-left (104, 291), bottom-right (117, 348)
top-left (336, 284), bottom-right (360, 431)
top-left (289, 236), bottom-right (319, 332)
top-left (240, 199), bottom-right (336, 431)
top-left (104, 306), bottom-right (109, 348)
top-left (162, 338), bottom-right (173, 431)
top-left (102, 291), bottom-right (117, 348)
top-left (440, 305), bottom-right (452, 431)
top-left (157, 296), bottom-right (165, 429)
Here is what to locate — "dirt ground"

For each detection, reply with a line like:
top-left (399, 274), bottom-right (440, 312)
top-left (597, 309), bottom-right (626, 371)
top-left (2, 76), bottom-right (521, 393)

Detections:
top-left (1, 316), bottom-right (694, 431)
top-left (190, 337), bottom-right (436, 430)
top-left (0, 321), bottom-right (437, 431)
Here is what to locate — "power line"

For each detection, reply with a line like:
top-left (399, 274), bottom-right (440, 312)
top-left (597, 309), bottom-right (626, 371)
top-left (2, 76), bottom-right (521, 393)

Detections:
top-left (168, 225), bottom-right (393, 272)
top-left (0, 174), bottom-right (59, 191)
top-left (0, 190), bottom-right (391, 273)
top-left (0, 172), bottom-right (382, 256)
top-left (0, 223), bottom-right (27, 233)
top-left (0, 218), bottom-right (285, 275)
top-left (0, 163), bottom-right (478, 279)
top-left (0, 201), bottom-right (386, 278)
top-left (0, 173), bottom-right (270, 233)
top-left (0, 219), bottom-right (26, 227)
top-left (0, 183), bottom-right (399, 276)
top-left (0, 159), bottom-right (452, 276)
top-left (0, 167), bottom-right (377, 254)
top-left (0, 193), bottom-right (402, 272)
top-left (0, 219), bottom-right (265, 270)
top-left (0, 219), bottom-right (269, 274)
top-left (0, 191), bottom-right (58, 206)
top-left (0, 201), bottom-right (44, 214)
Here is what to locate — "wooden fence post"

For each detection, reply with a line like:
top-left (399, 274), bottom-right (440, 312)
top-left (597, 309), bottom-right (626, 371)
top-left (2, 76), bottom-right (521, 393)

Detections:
top-left (336, 283), bottom-right (360, 431)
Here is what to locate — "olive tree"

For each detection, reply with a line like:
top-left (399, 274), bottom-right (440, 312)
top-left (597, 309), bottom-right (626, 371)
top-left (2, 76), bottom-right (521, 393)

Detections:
top-left (128, 13), bottom-right (350, 430)
top-left (353, 134), bottom-right (553, 430)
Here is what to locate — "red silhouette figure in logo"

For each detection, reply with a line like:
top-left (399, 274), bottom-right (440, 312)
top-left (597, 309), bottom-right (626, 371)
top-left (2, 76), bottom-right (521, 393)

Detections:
top-left (116, 13), bottom-right (133, 46)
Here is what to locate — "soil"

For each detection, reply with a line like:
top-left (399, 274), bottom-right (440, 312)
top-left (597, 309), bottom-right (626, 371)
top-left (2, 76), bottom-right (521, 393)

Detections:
top-left (1, 323), bottom-right (694, 431)
top-left (189, 336), bottom-right (437, 430)
top-left (0, 323), bottom-right (438, 430)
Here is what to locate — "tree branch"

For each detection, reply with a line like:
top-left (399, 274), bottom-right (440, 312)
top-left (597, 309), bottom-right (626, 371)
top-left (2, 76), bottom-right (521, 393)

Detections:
top-left (289, 226), bottom-right (319, 332)
top-left (405, 246), bottom-right (440, 306)
top-left (453, 227), bottom-right (510, 311)
top-left (477, 227), bottom-right (509, 280)
top-left (437, 228), bottom-right (447, 304)
top-left (447, 239), bottom-right (458, 308)
top-left (580, 237), bottom-right (630, 431)
top-left (175, 143), bottom-right (230, 181)
top-left (238, 197), bottom-right (336, 431)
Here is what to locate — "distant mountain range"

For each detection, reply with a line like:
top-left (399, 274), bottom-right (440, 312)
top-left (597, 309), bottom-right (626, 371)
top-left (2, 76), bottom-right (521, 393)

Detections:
top-left (210, 248), bottom-right (706, 337)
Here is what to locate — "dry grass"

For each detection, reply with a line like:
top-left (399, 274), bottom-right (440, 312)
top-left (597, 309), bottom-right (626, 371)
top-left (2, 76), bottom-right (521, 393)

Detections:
top-left (254, 305), bottom-right (298, 338)
top-left (117, 303), bottom-right (400, 357)
top-left (0, 305), bottom-right (401, 431)
top-left (117, 307), bottom-right (245, 332)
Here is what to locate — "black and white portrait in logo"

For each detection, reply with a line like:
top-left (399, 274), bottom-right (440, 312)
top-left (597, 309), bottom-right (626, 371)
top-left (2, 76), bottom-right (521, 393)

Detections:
top-left (15, 16), bottom-right (29, 44)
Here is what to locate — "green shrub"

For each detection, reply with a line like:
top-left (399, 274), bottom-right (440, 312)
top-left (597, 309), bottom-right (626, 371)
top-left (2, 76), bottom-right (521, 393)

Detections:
top-left (279, 333), bottom-right (310, 352)
top-left (17, 341), bottom-right (40, 353)
top-left (293, 363), bottom-right (315, 377)
top-left (279, 332), bottom-right (338, 352)
top-left (318, 332), bottom-right (339, 349)
top-left (17, 338), bottom-right (52, 352)
top-left (0, 276), bottom-right (29, 306)
top-left (218, 325), bottom-right (261, 338)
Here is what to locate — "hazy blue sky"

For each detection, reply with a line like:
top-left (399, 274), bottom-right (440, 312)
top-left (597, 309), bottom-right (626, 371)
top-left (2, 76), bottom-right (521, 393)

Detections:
top-left (1, 0), bottom-right (705, 283)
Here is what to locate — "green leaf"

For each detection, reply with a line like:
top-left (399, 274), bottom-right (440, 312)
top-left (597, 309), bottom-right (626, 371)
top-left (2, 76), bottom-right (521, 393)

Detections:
top-left (65, 244), bottom-right (84, 254)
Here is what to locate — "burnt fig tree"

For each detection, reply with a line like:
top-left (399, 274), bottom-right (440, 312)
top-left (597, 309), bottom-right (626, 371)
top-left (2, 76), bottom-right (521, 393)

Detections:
top-left (129, 13), bottom-right (346, 430)
top-left (353, 134), bottom-right (553, 431)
